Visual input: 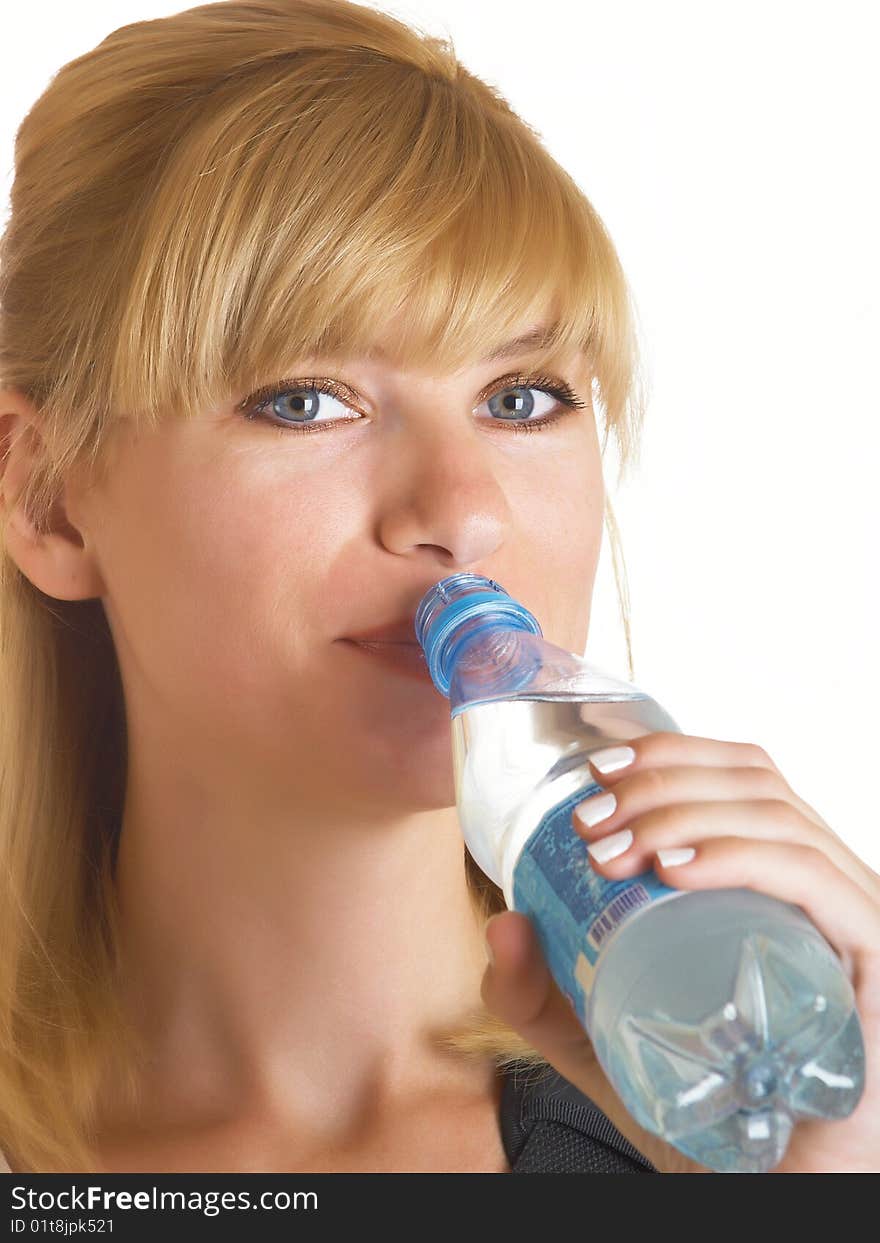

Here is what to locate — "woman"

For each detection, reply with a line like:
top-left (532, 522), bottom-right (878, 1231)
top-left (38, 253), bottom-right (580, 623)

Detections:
top-left (1, 0), bottom-right (877, 1174)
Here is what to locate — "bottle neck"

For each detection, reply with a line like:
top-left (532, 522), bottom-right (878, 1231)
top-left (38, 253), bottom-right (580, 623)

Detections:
top-left (422, 593), bottom-right (542, 698)
top-left (444, 618), bottom-right (547, 708)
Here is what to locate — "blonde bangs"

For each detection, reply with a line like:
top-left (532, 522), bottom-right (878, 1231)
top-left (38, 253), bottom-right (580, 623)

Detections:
top-left (108, 56), bottom-right (628, 433)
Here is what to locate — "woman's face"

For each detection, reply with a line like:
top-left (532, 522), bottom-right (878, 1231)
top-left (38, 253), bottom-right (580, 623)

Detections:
top-left (71, 321), bottom-right (606, 815)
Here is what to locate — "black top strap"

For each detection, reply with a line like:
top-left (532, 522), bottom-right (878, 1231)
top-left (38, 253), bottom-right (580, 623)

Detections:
top-left (500, 1060), bottom-right (658, 1174)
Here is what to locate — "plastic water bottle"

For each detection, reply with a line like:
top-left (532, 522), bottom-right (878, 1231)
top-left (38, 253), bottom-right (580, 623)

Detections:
top-left (414, 572), bottom-right (866, 1174)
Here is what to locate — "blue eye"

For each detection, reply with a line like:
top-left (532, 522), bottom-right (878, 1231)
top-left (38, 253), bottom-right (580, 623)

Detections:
top-left (246, 382), bottom-right (356, 431)
top-left (484, 383), bottom-right (559, 426)
top-left (238, 372), bottom-right (588, 436)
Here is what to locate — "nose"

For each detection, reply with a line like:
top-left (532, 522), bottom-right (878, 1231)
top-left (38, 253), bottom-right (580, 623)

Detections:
top-left (374, 424), bottom-right (512, 568)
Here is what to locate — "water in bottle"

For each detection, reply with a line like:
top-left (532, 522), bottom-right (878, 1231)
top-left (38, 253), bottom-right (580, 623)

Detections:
top-left (414, 572), bottom-right (865, 1173)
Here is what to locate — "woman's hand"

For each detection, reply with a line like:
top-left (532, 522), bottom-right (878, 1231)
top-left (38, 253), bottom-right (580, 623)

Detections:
top-left (480, 731), bottom-right (880, 1174)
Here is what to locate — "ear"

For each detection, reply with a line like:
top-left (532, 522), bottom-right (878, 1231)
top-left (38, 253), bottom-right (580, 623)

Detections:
top-left (0, 388), bottom-right (107, 601)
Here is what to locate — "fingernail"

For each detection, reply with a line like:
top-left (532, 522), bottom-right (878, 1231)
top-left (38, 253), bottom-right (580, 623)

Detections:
top-left (656, 847), bottom-right (696, 867)
top-left (590, 745), bottom-right (636, 774)
top-left (587, 828), bottom-right (633, 863)
top-left (574, 791), bottom-right (617, 828)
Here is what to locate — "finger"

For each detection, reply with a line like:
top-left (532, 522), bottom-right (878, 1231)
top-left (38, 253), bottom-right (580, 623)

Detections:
top-left (642, 834), bottom-right (880, 989)
top-left (587, 731), bottom-right (781, 788)
top-left (587, 737), bottom-right (873, 883)
top-left (575, 793), bottom-right (880, 906)
top-left (576, 761), bottom-right (833, 843)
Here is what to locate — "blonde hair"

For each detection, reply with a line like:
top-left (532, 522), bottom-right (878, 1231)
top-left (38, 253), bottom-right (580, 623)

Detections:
top-left (0, 0), bottom-right (647, 1172)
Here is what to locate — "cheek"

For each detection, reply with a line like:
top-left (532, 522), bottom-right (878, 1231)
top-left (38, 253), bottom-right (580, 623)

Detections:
top-left (100, 464), bottom-right (341, 707)
top-left (524, 447), bottom-right (602, 556)
top-left (515, 453), bottom-right (603, 647)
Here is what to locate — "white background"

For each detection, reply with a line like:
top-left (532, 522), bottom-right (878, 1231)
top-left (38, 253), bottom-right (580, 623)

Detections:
top-left (2, 2), bottom-right (878, 870)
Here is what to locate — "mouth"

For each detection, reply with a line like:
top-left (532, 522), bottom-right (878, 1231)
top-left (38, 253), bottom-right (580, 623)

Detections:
top-left (338, 638), bottom-right (435, 684)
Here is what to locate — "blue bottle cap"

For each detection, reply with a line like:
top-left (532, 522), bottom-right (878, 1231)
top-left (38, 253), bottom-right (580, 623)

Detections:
top-left (415, 573), bottom-right (543, 696)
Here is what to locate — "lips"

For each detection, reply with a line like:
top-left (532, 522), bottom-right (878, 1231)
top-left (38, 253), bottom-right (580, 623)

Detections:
top-left (343, 618), bottom-right (420, 645)
top-left (350, 640), bottom-right (419, 651)
top-left (339, 635), bottom-right (434, 683)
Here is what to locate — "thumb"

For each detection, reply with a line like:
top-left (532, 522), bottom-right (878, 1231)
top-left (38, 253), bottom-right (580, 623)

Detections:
top-left (481, 910), bottom-right (593, 1064)
top-left (481, 910), bottom-right (711, 1175)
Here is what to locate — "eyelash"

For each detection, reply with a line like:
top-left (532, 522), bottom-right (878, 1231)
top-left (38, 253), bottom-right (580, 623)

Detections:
top-left (237, 371), bottom-right (588, 436)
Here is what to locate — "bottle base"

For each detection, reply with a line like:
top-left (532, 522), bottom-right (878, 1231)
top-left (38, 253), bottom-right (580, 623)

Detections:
top-left (586, 890), bottom-right (866, 1173)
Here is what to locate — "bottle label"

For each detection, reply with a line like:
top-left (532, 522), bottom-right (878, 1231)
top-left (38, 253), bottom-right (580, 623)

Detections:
top-left (511, 780), bottom-right (680, 1020)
